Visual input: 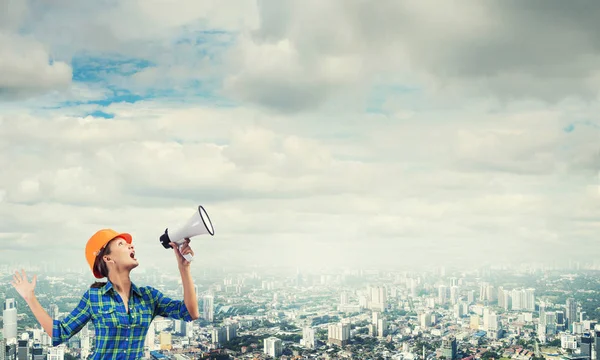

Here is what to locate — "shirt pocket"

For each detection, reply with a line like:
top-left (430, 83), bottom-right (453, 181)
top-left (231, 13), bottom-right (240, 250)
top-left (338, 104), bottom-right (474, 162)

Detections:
top-left (133, 306), bottom-right (154, 328)
top-left (98, 306), bottom-right (122, 328)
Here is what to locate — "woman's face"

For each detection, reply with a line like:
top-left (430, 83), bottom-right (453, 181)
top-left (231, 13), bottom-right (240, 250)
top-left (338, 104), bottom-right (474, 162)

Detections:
top-left (105, 236), bottom-right (138, 270)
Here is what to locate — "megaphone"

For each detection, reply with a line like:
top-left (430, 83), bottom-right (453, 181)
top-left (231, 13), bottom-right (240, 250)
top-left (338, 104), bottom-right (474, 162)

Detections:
top-left (160, 205), bottom-right (215, 262)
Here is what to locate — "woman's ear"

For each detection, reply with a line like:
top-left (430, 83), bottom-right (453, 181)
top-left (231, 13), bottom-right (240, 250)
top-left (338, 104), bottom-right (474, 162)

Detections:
top-left (103, 255), bottom-right (113, 264)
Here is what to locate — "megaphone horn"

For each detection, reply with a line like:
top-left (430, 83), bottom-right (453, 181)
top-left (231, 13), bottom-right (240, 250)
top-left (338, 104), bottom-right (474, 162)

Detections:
top-left (160, 205), bottom-right (215, 262)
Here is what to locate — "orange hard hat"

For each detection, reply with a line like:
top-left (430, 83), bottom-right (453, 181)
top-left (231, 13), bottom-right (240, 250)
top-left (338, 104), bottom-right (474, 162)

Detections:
top-left (85, 229), bottom-right (132, 278)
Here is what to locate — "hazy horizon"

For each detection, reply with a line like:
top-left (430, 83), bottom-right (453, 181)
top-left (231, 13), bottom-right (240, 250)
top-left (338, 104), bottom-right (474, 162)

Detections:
top-left (1, 0), bottom-right (599, 272)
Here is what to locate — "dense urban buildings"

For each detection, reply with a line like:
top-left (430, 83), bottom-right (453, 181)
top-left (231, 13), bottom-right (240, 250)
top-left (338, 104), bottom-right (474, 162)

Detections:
top-left (1, 261), bottom-right (599, 359)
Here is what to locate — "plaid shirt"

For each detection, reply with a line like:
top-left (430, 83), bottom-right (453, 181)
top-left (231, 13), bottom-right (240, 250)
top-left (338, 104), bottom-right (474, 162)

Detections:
top-left (52, 281), bottom-right (192, 359)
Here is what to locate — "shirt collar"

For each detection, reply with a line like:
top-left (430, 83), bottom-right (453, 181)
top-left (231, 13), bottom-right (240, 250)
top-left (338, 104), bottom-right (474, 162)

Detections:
top-left (102, 280), bottom-right (142, 297)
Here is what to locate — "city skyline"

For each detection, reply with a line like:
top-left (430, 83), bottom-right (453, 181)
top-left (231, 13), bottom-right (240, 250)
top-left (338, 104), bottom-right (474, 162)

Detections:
top-left (2, 263), bottom-right (600, 359)
top-left (1, 1), bottom-right (600, 269)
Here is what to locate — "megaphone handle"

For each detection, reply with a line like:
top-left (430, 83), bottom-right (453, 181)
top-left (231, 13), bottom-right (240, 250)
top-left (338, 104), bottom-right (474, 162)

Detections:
top-left (178, 243), bottom-right (194, 262)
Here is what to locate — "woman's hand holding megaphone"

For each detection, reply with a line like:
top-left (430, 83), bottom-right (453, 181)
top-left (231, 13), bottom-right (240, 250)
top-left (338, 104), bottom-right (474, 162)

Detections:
top-left (169, 238), bottom-right (194, 269)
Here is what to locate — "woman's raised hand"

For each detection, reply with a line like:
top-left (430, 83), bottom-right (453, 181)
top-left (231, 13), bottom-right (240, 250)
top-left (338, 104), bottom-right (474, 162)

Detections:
top-left (11, 269), bottom-right (37, 301)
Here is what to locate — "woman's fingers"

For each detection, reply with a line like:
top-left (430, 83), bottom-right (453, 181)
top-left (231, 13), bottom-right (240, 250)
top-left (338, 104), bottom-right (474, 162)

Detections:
top-left (180, 244), bottom-right (194, 256)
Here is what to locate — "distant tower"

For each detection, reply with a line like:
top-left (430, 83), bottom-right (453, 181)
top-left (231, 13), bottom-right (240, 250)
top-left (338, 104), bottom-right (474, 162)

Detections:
top-left (203, 294), bottom-right (214, 322)
top-left (303, 327), bottom-right (315, 349)
top-left (441, 336), bottom-right (457, 360)
top-left (49, 304), bottom-right (59, 321)
top-left (566, 298), bottom-right (577, 329)
top-left (580, 333), bottom-right (592, 358)
top-left (3, 299), bottom-right (17, 342)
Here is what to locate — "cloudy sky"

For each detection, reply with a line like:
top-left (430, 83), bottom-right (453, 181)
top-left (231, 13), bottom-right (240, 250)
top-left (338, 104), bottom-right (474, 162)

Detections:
top-left (1, 0), bottom-right (599, 273)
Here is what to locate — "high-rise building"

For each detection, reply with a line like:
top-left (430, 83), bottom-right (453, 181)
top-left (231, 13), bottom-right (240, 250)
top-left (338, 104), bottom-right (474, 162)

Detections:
top-left (327, 323), bottom-right (350, 346)
top-left (225, 324), bottom-right (237, 341)
top-left (203, 294), bottom-right (214, 322)
top-left (556, 311), bottom-right (566, 332)
top-left (561, 333), bottom-right (577, 349)
top-left (159, 332), bottom-right (172, 350)
top-left (49, 304), bottom-right (59, 321)
top-left (0, 333), bottom-right (6, 360)
top-left (566, 298), bottom-right (577, 329)
top-left (480, 285), bottom-right (496, 303)
top-left (211, 327), bottom-right (227, 345)
top-left (511, 289), bottom-right (522, 310)
top-left (31, 343), bottom-right (44, 360)
top-left (185, 321), bottom-right (194, 339)
top-left (438, 285), bottom-right (448, 305)
top-left (367, 286), bottom-right (387, 312)
top-left (377, 318), bottom-right (388, 338)
top-left (18, 338), bottom-right (29, 360)
top-left (440, 336), bottom-right (457, 360)
top-left (524, 288), bottom-right (536, 311)
top-left (453, 303), bottom-right (465, 318)
top-left (264, 337), bottom-right (282, 358)
top-left (467, 290), bottom-right (475, 304)
top-left (3, 299), bottom-right (17, 342)
top-left (370, 312), bottom-right (388, 337)
top-left (340, 292), bottom-right (348, 305)
top-left (450, 286), bottom-right (459, 305)
top-left (47, 345), bottom-right (65, 360)
top-left (80, 323), bottom-right (91, 360)
top-left (420, 312), bottom-right (433, 327)
top-left (409, 278), bottom-right (419, 298)
top-left (581, 332), bottom-right (592, 358)
top-left (509, 289), bottom-right (535, 311)
top-left (145, 321), bottom-right (156, 352)
top-left (174, 319), bottom-right (192, 337)
top-left (303, 327), bottom-right (316, 349)
top-left (594, 331), bottom-right (600, 360)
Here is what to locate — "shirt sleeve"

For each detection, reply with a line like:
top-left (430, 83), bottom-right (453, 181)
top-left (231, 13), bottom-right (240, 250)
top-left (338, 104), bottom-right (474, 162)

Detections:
top-left (52, 290), bottom-right (92, 346)
top-left (148, 286), bottom-right (193, 322)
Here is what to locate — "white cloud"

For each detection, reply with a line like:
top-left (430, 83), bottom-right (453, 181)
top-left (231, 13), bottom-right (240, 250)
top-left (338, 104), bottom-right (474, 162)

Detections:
top-left (0, 0), bottom-right (73, 99)
top-left (1, 0), bottom-right (600, 272)
top-left (223, 0), bottom-right (600, 112)
top-left (1, 97), bottom-right (598, 269)
top-left (20, 0), bottom-right (256, 57)
top-left (0, 33), bottom-right (72, 99)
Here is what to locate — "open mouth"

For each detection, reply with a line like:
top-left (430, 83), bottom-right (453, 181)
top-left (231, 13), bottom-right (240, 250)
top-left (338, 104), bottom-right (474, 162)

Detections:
top-left (130, 252), bottom-right (136, 260)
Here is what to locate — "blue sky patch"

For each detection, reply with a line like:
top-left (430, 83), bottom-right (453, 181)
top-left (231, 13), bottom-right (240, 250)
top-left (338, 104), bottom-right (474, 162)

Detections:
top-left (86, 110), bottom-right (115, 119)
top-left (72, 54), bottom-right (155, 83)
top-left (52, 30), bottom-right (238, 110)
top-left (564, 121), bottom-right (600, 133)
top-left (564, 124), bottom-right (575, 133)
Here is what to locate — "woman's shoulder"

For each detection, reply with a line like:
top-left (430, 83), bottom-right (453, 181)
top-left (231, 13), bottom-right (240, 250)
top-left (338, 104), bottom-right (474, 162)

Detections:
top-left (85, 286), bottom-right (104, 301)
top-left (134, 284), bottom-right (162, 298)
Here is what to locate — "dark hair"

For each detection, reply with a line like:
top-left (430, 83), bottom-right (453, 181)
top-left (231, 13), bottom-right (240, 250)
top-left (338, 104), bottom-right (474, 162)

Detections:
top-left (90, 240), bottom-right (114, 288)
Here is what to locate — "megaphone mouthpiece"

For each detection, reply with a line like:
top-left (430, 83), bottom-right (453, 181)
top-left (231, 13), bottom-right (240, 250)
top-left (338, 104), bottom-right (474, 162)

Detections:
top-left (159, 228), bottom-right (172, 249)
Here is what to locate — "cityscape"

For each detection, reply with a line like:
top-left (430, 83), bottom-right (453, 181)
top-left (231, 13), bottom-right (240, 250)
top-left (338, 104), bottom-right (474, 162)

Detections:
top-left (2, 261), bottom-right (600, 359)
top-left (2, 1), bottom-right (599, 360)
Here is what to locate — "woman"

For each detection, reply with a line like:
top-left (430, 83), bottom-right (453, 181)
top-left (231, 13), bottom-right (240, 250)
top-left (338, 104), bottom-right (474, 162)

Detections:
top-left (11, 228), bottom-right (200, 359)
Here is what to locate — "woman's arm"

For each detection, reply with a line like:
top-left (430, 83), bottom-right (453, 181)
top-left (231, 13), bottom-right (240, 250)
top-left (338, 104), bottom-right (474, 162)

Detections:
top-left (170, 239), bottom-right (200, 319)
top-left (12, 269), bottom-right (91, 343)
top-left (26, 295), bottom-right (54, 336)
top-left (179, 266), bottom-right (200, 319)
top-left (12, 270), bottom-right (53, 336)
